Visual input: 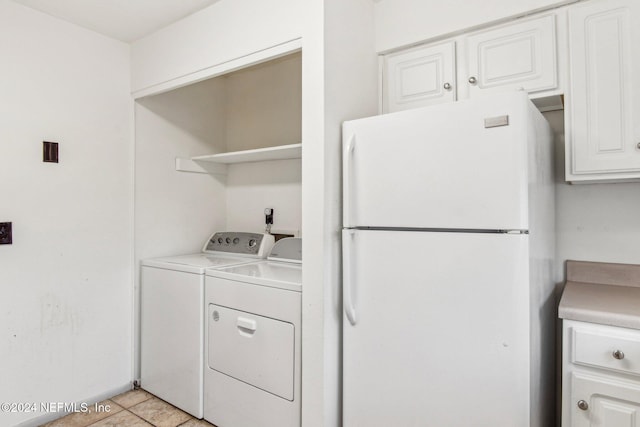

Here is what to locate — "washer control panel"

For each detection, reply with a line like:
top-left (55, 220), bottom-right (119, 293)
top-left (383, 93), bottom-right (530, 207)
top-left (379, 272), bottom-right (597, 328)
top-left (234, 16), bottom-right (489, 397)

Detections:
top-left (203, 232), bottom-right (274, 257)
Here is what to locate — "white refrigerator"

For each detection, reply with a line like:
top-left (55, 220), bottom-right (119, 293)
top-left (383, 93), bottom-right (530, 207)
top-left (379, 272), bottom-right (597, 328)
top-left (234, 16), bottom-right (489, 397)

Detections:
top-left (342, 92), bottom-right (556, 427)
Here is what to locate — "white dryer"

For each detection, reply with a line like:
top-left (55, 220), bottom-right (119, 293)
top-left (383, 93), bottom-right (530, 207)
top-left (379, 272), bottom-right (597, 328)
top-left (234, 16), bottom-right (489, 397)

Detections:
top-left (204, 237), bottom-right (302, 427)
top-left (140, 232), bottom-right (274, 418)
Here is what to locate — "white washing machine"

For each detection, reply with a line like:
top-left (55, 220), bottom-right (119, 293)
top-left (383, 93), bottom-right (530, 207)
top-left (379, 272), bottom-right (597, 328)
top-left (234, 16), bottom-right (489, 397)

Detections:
top-left (140, 232), bottom-right (274, 418)
top-left (204, 237), bottom-right (302, 427)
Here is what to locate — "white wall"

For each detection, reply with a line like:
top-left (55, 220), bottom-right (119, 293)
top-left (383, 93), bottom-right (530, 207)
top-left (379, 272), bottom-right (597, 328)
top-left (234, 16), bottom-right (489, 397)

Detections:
top-left (301, 0), bottom-right (378, 426)
top-left (135, 79), bottom-right (228, 262)
top-left (130, 0), bottom-right (302, 95)
top-left (374, 0), bottom-right (573, 52)
top-left (0, 1), bottom-right (133, 425)
top-left (225, 53), bottom-right (302, 152)
top-left (556, 183), bottom-right (640, 267)
top-left (225, 160), bottom-right (302, 234)
top-left (223, 54), bottom-right (302, 234)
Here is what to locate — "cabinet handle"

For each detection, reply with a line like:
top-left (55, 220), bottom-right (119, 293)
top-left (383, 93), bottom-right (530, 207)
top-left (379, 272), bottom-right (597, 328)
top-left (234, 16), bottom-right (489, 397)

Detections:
top-left (577, 400), bottom-right (589, 411)
top-left (468, 76), bottom-right (477, 85)
top-left (443, 82), bottom-right (452, 90)
top-left (613, 349), bottom-right (625, 360)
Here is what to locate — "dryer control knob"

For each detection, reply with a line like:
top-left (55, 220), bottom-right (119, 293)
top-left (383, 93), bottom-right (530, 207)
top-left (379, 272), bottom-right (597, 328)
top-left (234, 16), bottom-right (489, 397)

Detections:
top-left (248, 239), bottom-right (257, 247)
top-left (233, 237), bottom-right (240, 244)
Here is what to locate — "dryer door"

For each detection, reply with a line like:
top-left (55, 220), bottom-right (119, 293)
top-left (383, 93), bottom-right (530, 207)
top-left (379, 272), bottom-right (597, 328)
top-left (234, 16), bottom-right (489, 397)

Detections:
top-left (208, 304), bottom-right (295, 401)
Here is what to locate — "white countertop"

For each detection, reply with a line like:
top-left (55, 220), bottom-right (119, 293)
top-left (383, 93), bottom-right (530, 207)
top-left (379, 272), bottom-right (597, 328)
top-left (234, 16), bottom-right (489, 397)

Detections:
top-left (559, 280), bottom-right (640, 330)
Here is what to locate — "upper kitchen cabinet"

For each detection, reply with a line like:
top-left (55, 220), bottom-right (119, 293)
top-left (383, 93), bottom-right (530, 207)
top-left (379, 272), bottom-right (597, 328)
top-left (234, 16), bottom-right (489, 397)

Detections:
top-left (130, 0), bottom-right (301, 97)
top-left (382, 42), bottom-right (456, 112)
top-left (382, 13), bottom-right (561, 113)
top-left (465, 15), bottom-right (557, 98)
top-left (566, 0), bottom-right (640, 183)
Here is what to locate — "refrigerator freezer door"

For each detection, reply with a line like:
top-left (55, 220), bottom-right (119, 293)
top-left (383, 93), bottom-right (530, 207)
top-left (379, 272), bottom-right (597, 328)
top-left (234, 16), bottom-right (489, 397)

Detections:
top-left (342, 229), bottom-right (530, 426)
top-left (343, 92), bottom-right (530, 230)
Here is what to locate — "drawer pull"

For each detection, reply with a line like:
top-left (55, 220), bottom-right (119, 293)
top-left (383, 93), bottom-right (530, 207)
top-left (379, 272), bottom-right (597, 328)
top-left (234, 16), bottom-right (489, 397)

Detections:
top-left (613, 349), bottom-right (625, 360)
top-left (577, 400), bottom-right (589, 411)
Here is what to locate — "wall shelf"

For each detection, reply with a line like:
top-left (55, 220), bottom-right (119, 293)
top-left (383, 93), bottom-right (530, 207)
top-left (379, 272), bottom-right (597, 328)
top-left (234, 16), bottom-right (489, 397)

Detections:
top-left (193, 143), bottom-right (301, 164)
top-left (176, 143), bottom-right (302, 174)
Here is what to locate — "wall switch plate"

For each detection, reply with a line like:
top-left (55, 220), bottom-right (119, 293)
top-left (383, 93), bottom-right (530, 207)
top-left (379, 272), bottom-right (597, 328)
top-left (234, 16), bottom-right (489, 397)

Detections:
top-left (43, 141), bottom-right (59, 163)
top-left (0, 222), bottom-right (12, 245)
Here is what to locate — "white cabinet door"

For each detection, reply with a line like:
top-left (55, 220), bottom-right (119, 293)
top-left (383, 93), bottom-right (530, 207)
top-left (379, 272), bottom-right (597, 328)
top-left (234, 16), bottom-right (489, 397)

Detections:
top-left (465, 15), bottom-right (558, 97)
top-left (381, 14), bottom-right (559, 114)
top-left (571, 372), bottom-right (640, 427)
top-left (566, 0), bottom-right (640, 182)
top-left (383, 41), bottom-right (455, 112)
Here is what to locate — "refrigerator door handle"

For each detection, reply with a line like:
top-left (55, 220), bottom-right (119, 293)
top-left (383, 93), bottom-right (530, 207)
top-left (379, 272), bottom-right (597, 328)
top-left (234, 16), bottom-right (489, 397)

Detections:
top-left (343, 134), bottom-right (356, 228)
top-left (342, 229), bottom-right (357, 326)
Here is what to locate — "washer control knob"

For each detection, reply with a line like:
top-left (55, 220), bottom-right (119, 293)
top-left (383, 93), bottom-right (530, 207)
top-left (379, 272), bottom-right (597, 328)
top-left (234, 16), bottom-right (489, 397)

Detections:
top-left (233, 237), bottom-right (240, 244)
top-left (248, 239), bottom-right (257, 248)
top-left (217, 238), bottom-right (223, 244)
top-left (225, 237), bottom-right (231, 244)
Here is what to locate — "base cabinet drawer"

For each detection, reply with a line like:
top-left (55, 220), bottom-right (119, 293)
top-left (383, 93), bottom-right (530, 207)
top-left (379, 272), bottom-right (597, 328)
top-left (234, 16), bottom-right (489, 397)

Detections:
top-left (573, 328), bottom-right (640, 376)
top-left (570, 372), bottom-right (640, 427)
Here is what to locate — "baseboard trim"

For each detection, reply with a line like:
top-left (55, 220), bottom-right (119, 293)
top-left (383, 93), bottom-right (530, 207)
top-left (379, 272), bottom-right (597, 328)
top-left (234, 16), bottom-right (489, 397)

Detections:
top-left (13, 383), bottom-right (132, 427)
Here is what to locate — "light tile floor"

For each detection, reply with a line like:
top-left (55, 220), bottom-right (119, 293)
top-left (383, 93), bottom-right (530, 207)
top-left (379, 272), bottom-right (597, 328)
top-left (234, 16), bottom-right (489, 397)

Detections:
top-left (40, 389), bottom-right (215, 427)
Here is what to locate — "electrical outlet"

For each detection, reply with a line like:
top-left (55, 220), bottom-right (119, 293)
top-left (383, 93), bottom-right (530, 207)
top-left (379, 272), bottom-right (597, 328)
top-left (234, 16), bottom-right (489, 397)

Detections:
top-left (0, 222), bottom-right (12, 245)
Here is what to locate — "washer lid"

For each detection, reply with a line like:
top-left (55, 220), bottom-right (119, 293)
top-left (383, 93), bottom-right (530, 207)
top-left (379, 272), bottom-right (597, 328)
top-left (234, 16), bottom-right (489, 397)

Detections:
top-left (141, 253), bottom-right (255, 274)
top-left (207, 260), bottom-right (302, 292)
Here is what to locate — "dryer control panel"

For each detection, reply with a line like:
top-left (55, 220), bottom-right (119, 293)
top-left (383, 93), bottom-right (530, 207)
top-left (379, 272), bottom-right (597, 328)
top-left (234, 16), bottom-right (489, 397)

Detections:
top-left (203, 232), bottom-right (275, 257)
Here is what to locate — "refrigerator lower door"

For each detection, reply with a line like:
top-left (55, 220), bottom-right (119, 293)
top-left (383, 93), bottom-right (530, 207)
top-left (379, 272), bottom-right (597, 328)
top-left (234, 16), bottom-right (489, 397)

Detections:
top-left (343, 229), bottom-right (530, 426)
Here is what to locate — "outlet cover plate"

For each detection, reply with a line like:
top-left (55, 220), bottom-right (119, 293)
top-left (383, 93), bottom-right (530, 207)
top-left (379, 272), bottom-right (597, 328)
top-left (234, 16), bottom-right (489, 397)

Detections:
top-left (43, 141), bottom-right (59, 163)
top-left (0, 222), bottom-right (12, 245)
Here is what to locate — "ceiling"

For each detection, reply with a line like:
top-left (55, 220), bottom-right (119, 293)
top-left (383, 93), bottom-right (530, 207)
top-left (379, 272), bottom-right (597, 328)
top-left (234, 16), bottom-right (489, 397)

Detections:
top-left (11, 0), bottom-right (221, 43)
